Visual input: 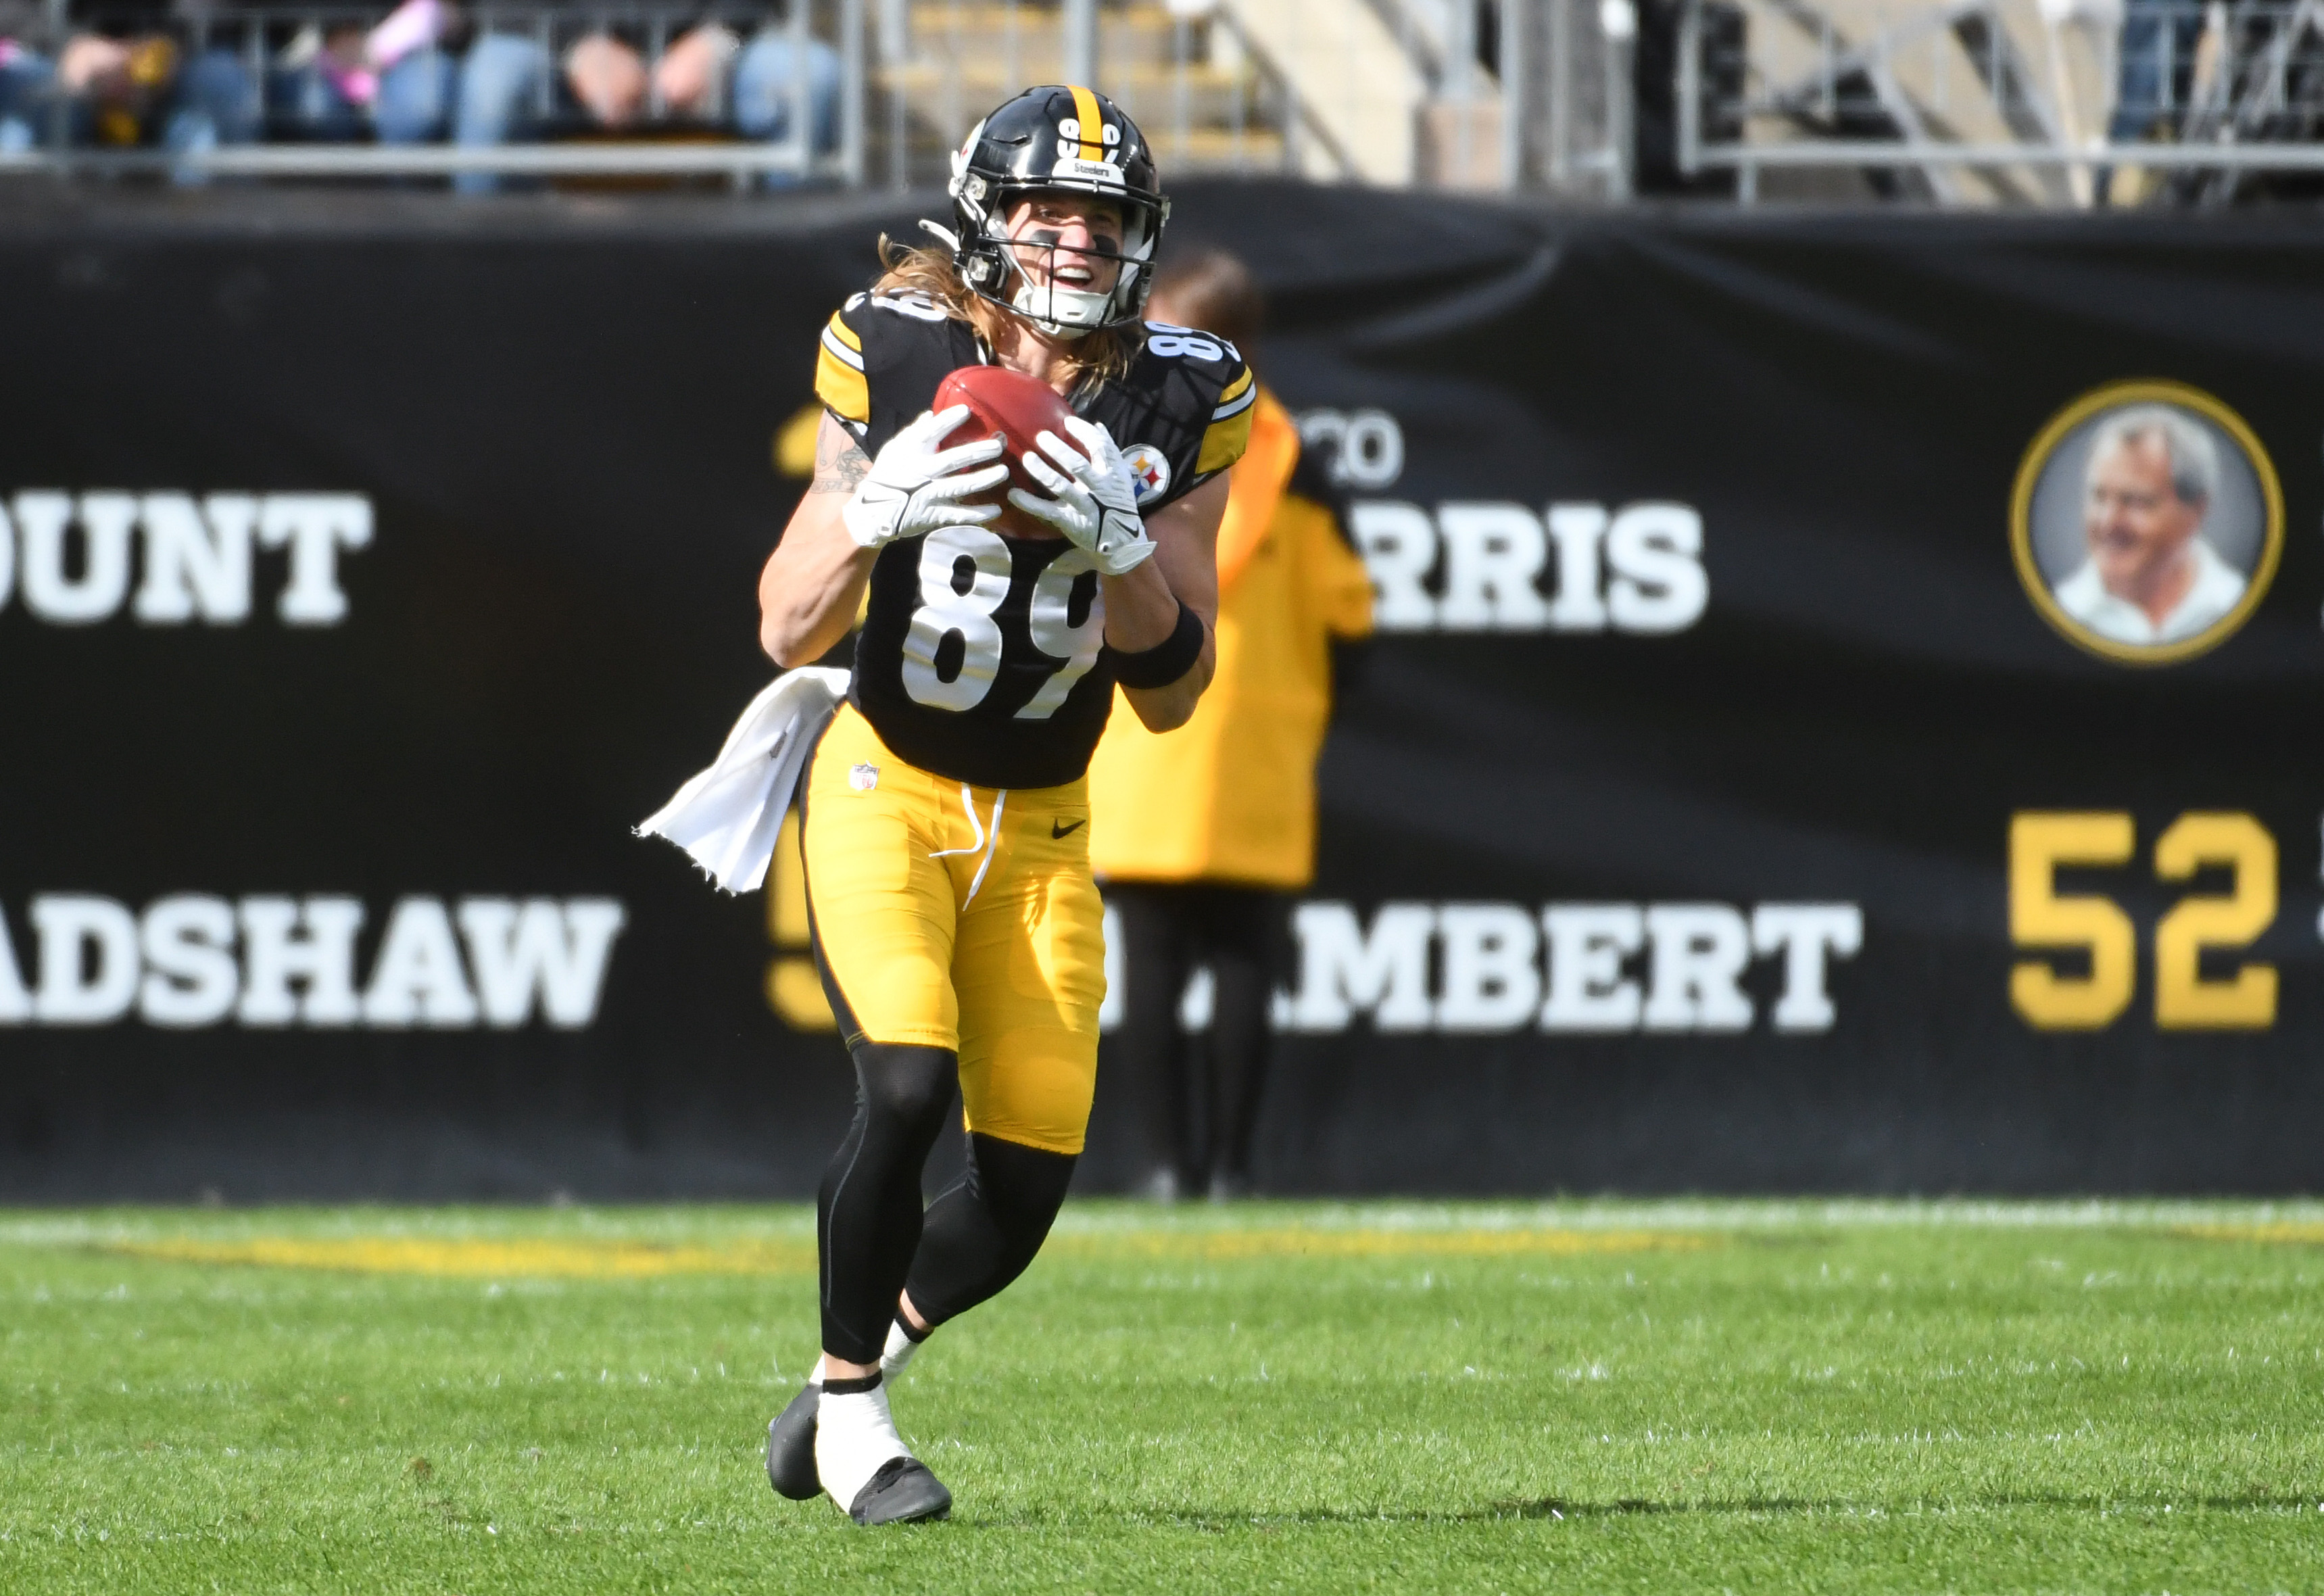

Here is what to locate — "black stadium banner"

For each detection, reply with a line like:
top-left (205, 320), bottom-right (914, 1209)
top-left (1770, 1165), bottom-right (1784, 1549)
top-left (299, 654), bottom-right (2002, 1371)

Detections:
top-left (1, 185), bottom-right (2320, 1200)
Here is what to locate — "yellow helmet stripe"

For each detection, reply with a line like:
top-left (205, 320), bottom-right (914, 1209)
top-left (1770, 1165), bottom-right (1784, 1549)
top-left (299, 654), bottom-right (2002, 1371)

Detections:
top-left (1067, 84), bottom-right (1105, 160)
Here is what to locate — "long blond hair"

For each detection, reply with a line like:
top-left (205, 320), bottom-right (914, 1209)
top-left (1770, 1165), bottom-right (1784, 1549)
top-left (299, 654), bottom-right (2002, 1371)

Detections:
top-left (873, 236), bottom-right (1134, 387)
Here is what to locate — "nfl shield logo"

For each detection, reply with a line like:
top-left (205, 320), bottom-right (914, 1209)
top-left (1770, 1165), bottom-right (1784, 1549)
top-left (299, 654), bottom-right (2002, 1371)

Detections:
top-left (1123, 443), bottom-right (1171, 506)
top-left (849, 763), bottom-right (879, 792)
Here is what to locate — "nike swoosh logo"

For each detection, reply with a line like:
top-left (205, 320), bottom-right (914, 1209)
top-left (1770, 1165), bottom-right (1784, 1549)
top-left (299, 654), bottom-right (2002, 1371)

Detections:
top-left (1052, 819), bottom-right (1086, 839)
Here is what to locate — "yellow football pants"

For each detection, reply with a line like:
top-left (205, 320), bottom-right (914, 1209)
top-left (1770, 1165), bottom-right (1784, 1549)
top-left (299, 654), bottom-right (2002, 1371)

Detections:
top-left (800, 704), bottom-right (1107, 1156)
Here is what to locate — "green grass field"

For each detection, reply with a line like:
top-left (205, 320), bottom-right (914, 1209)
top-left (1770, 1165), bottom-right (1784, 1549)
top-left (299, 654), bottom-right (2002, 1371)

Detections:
top-left (5, 1201), bottom-right (2324, 1593)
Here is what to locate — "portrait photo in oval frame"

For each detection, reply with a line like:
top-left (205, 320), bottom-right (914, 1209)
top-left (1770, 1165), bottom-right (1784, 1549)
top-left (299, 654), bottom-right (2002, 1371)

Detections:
top-left (2009, 379), bottom-right (2283, 666)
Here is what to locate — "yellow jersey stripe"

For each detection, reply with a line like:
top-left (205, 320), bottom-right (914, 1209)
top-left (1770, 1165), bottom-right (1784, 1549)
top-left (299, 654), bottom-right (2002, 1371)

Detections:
top-left (1211, 384), bottom-right (1257, 422)
top-left (815, 344), bottom-right (871, 422)
top-left (825, 310), bottom-right (862, 354)
top-left (1067, 84), bottom-right (1105, 160)
top-left (1196, 402), bottom-right (1255, 477)
top-left (820, 323), bottom-right (865, 372)
top-left (1214, 366), bottom-right (1255, 406)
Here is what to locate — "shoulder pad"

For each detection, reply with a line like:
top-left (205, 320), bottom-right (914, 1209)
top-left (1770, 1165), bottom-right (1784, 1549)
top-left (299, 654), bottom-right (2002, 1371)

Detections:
top-left (867, 289), bottom-right (954, 325)
top-left (1196, 362), bottom-right (1257, 477)
top-left (1139, 321), bottom-right (1242, 370)
top-left (815, 302), bottom-right (870, 423)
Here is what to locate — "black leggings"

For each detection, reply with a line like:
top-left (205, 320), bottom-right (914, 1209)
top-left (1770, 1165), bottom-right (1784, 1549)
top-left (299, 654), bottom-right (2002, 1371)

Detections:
top-left (1105, 881), bottom-right (1288, 1192)
top-left (815, 1042), bottom-right (1077, 1365)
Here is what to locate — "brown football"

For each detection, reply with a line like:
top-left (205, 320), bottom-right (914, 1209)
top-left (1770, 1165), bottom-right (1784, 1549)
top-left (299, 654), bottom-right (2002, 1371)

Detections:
top-left (933, 364), bottom-right (1079, 540)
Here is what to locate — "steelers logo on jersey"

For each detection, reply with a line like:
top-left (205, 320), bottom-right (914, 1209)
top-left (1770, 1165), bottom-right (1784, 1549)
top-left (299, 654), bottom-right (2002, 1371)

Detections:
top-left (1123, 443), bottom-right (1172, 507)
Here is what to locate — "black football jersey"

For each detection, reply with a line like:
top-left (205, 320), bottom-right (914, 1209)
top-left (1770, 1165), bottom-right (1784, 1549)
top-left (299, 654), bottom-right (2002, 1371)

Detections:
top-left (812, 289), bottom-right (1255, 790)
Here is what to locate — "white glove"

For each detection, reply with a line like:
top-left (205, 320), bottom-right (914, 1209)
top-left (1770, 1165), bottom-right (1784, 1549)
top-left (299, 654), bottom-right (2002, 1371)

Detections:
top-left (841, 404), bottom-right (1010, 550)
top-left (1010, 416), bottom-right (1157, 577)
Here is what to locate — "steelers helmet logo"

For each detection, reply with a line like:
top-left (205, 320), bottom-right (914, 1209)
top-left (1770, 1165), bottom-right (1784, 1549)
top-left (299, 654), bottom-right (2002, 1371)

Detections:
top-left (1123, 443), bottom-right (1171, 506)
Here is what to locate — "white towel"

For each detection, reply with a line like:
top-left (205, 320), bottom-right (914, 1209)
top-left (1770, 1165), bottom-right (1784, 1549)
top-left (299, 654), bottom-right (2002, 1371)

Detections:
top-left (636, 667), bottom-right (850, 893)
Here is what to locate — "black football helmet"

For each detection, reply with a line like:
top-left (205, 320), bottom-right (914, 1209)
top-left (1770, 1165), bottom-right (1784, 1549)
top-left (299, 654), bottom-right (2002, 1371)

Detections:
top-left (931, 85), bottom-right (1169, 339)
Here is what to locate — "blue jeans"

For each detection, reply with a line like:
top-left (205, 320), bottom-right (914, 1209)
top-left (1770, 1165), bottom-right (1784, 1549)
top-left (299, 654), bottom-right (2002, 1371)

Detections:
top-left (0, 45), bottom-right (251, 162)
top-left (446, 29), bottom-right (842, 195)
top-left (0, 50), bottom-right (55, 151)
top-left (446, 32), bottom-right (552, 194)
top-left (374, 47), bottom-right (460, 144)
top-left (732, 30), bottom-right (842, 183)
top-left (265, 49), bottom-right (458, 144)
top-left (266, 64), bottom-right (369, 142)
top-left (161, 48), bottom-right (258, 164)
top-left (2111, 0), bottom-right (2205, 141)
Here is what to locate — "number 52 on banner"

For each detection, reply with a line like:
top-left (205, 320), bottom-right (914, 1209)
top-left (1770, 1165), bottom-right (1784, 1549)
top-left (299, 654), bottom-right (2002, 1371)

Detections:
top-left (2010, 811), bottom-right (2277, 1031)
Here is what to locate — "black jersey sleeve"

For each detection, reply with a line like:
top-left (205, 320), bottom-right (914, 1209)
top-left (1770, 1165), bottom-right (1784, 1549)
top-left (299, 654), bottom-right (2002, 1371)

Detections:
top-left (813, 291), bottom-right (983, 456)
top-left (1090, 324), bottom-right (1255, 516)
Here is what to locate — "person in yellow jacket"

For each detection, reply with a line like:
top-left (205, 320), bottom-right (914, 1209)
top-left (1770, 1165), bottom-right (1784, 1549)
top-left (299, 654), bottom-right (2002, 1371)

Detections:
top-left (1086, 247), bottom-right (1375, 1201)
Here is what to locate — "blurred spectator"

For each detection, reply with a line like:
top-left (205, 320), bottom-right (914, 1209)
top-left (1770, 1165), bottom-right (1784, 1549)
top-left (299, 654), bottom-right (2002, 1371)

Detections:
top-left (1087, 248), bottom-right (1376, 1203)
top-left (0, 0), bottom-right (254, 168)
top-left (433, 10), bottom-right (842, 194)
top-left (0, 1), bottom-right (838, 187)
top-left (265, 16), bottom-right (376, 141)
top-left (0, 1), bottom-right (58, 150)
top-left (264, 0), bottom-right (464, 145)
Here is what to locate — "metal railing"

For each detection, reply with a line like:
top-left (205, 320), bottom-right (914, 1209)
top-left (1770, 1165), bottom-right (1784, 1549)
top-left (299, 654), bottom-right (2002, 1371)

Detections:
top-left (0, 0), bottom-right (866, 183)
top-left (1362, 0), bottom-right (1634, 197)
top-left (0, 0), bottom-right (1355, 186)
top-left (0, 0), bottom-right (1614, 201)
top-left (12, 0), bottom-right (2321, 201)
top-left (1676, 0), bottom-right (2324, 203)
top-left (861, 0), bottom-right (1361, 189)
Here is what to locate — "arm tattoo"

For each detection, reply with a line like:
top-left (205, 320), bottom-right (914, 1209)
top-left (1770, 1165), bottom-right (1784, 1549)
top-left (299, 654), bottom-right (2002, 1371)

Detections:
top-left (811, 429), bottom-right (872, 494)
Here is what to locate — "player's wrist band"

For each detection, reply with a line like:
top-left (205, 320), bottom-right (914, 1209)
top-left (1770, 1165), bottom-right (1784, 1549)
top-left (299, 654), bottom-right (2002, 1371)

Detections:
top-left (1108, 600), bottom-right (1205, 688)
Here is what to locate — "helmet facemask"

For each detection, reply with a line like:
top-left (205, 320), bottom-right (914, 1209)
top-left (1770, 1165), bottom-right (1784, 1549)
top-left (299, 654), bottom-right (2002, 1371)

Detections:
top-left (946, 126), bottom-right (1165, 340)
top-left (998, 197), bottom-right (1155, 339)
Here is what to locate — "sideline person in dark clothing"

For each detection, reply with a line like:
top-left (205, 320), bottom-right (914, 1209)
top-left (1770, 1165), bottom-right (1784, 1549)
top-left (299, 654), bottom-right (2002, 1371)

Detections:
top-left (1087, 248), bottom-right (1376, 1202)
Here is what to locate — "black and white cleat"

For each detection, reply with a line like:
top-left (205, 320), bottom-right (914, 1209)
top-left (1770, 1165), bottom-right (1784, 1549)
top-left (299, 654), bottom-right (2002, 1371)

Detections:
top-left (848, 1456), bottom-right (952, 1526)
top-left (765, 1381), bottom-right (823, 1501)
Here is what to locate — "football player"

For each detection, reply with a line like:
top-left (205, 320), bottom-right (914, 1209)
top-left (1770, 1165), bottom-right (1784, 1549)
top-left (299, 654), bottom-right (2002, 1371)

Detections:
top-left (754, 85), bottom-right (1254, 1525)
